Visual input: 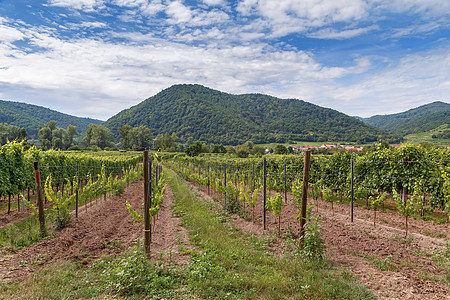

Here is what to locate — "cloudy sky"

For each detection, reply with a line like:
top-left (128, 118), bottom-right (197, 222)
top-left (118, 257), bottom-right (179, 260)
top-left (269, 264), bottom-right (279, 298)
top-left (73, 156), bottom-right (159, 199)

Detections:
top-left (0, 0), bottom-right (448, 121)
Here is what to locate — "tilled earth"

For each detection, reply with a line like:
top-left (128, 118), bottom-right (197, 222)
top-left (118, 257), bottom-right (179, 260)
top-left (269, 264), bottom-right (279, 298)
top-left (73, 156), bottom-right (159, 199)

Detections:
top-left (201, 185), bottom-right (449, 300)
top-left (1, 177), bottom-right (449, 300)
top-left (0, 180), bottom-right (192, 283)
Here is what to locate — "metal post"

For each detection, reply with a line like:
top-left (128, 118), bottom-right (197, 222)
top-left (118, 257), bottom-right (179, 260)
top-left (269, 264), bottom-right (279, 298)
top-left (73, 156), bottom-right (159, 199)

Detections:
top-left (143, 151), bottom-right (150, 256)
top-left (252, 163), bottom-right (255, 191)
top-left (149, 160), bottom-right (153, 241)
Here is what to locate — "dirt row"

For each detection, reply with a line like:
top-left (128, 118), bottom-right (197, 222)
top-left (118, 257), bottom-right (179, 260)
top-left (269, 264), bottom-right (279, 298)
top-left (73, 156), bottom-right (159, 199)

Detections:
top-left (1, 174), bottom-right (448, 300)
top-left (0, 180), bottom-right (192, 283)
top-left (194, 182), bottom-right (449, 300)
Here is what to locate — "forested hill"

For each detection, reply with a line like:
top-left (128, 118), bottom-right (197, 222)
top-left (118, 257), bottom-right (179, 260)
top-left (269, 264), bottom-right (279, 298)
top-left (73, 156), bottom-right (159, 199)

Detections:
top-left (0, 100), bottom-right (103, 137)
top-left (104, 84), bottom-right (395, 145)
top-left (361, 101), bottom-right (450, 136)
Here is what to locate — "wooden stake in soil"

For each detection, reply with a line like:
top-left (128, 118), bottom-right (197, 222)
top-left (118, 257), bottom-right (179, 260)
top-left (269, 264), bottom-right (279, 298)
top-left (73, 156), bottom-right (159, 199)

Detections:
top-left (33, 161), bottom-right (46, 237)
top-left (263, 158), bottom-right (267, 230)
top-left (299, 151), bottom-right (311, 242)
top-left (143, 151), bottom-right (151, 256)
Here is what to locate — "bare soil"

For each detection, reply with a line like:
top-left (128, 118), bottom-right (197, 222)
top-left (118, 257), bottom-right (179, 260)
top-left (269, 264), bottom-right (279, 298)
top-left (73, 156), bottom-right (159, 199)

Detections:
top-left (1, 174), bottom-right (448, 300)
top-left (0, 180), bottom-right (192, 283)
top-left (194, 182), bottom-right (450, 300)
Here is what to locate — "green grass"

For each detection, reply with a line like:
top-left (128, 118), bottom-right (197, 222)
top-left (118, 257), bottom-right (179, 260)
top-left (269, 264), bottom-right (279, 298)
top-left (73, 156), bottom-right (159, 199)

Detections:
top-left (167, 169), bottom-right (374, 299)
top-left (404, 124), bottom-right (450, 147)
top-left (0, 169), bottom-right (376, 299)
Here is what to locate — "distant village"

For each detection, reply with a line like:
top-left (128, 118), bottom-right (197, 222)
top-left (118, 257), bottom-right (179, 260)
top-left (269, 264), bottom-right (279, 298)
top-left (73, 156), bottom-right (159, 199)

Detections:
top-left (264, 143), bottom-right (434, 154)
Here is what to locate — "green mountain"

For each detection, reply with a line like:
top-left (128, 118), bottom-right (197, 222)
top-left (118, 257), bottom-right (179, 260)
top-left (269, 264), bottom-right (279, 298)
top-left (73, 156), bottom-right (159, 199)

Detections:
top-left (361, 101), bottom-right (450, 136)
top-left (0, 100), bottom-right (103, 138)
top-left (104, 84), bottom-right (395, 145)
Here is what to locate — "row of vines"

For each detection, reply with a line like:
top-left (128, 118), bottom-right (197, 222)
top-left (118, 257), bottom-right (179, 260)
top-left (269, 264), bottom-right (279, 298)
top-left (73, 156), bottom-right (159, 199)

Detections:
top-left (164, 144), bottom-right (449, 226)
top-left (0, 141), bottom-right (142, 203)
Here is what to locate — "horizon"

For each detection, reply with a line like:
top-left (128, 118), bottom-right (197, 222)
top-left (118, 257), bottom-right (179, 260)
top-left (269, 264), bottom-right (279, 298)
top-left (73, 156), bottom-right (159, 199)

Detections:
top-left (0, 0), bottom-right (449, 120)
top-left (1, 84), bottom-right (448, 122)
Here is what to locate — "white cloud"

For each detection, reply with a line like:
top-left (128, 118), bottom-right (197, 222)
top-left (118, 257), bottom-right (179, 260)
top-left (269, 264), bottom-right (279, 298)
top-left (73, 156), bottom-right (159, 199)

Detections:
top-left (201, 0), bottom-right (227, 6)
top-left (308, 25), bottom-right (378, 39)
top-left (237, 0), bottom-right (369, 36)
top-left (46, 0), bottom-right (106, 11)
top-left (374, 0), bottom-right (450, 17)
top-left (0, 24), bottom-right (25, 43)
top-left (322, 48), bottom-right (450, 117)
top-left (165, 1), bottom-right (192, 24)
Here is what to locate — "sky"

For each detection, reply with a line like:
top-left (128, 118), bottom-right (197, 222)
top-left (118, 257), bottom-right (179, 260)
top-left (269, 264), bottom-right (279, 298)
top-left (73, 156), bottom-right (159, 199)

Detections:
top-left (0, 0), bottom-right (449, 121)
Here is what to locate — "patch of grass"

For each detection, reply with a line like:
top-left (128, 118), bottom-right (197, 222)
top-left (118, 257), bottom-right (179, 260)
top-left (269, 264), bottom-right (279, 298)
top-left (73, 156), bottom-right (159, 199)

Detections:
top-left (423, 230), bottom-right (447, 239)
top-left (362, 254), bottom-right (398, 272)
top-left (0, 242), bottom-right (185, 299)
top-left (168, 169), bottom-right (375, 299)
top-left (431, 241), bottom-right (450, 285)
top-left (0, 216), bottom-right (44, 249)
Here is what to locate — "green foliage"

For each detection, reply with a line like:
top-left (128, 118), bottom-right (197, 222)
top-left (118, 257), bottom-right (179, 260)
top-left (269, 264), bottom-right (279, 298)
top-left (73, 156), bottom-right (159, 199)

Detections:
top-left (0, 99), bottom-right (102, 137)
top-left (266, 193), bottom-right (283, 217)
top-left (300, 215), bottom-right (326, 260)
top-left (369, 192), bottom-right (387, 211)
top-left (185, 141), bottom-right (205, 157)
top-left (44, 175), bottom-right (76, 230)
top-left (363, 101), bottom-right (450, 136)
top-left (0, 123), bottom-right (27, 145)
top-left (154, 133), bottom-right (180, 152)
top-left (118, 125), bottom-right (153, 151)
top-left (85, 124), bottom-right (114, 149)
top-left (91, 244), bottom-right (182, 297)
top-left (38, 121), bottom-right (78, 150)
top-left (103, 84), bottom-right (395, 145)
top-left (274, 144), bottom-right (288, 154)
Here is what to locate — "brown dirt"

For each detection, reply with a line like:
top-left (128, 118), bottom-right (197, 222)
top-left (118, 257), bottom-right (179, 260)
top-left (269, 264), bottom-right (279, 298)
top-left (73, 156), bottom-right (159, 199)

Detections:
top-left (0, 180), bottom-right (192, 283)
top-left (0, 197), bottom-right (54, 228)
top-left (191, 181), bottom-right (450, 300)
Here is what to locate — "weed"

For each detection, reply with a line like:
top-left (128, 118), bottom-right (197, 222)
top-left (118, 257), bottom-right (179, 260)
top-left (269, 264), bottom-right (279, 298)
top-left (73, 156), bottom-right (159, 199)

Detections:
top-left (364, 254), bottom-right (398, 271)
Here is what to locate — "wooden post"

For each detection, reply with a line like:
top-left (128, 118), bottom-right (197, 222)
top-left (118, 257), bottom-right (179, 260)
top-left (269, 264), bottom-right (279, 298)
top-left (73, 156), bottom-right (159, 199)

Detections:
top-left (33, 161), bottom-right (46, 237)
top-left (208, 164), bottom-right (210, 195)
top-left (284, 164), bottom-right (287, 203)
top-left (263, 158), bottom-right (267, 230)
top-left (350, 159), bottom-right (354, 222)
top-left (76, 164), bottom-right (79, 217)
top-left (299, 151), bottom-right (311, 242)
top-left (143, 151), bottom-right (151, 256)
top-left (224, 163), bottom-right (227, 206)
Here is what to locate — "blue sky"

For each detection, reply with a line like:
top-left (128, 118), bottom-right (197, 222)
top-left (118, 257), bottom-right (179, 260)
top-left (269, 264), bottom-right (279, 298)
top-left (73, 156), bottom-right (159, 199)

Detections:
top-left (0, 0), bottom-right (448, 121)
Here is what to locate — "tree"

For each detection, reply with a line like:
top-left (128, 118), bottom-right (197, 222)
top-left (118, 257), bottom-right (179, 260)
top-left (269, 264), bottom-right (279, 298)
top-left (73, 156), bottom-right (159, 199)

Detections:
top-left (38, 126), bottom-right (52, 150)
top-left (85, 124), bottom-right (114, 149)
top-left (211, 143), bottom-right (226, 153)
top-left (38, 121), bottom-right (77, 150)
top-left (128, 126), bottom-right (153, 151)
top-left (275, 144), bottom-right (288, 154)
top-left (185, 141), bottom-right (204, 156)
top-left (118, 125), bottom-right (131, 150)
top-left (0, 123), bottom-right (27, 145)
top-left (64, 125), bottom-right (78, 149)
top-left (154, 133), bottom-right (179, 152)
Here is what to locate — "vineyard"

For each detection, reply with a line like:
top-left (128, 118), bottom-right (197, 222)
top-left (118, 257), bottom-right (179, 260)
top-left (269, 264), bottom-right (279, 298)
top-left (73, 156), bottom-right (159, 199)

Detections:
top-left (165, 143), bottom-right (449, 228)
top-left (0, 141), bottom-right (143, 247)
top-left (0, 142), bottom-right (449, 299)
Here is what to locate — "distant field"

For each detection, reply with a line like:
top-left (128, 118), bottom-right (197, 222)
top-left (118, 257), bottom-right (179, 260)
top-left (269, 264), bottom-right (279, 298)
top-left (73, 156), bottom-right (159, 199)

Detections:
top-left (404, 124), bottom-right (450, 147)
